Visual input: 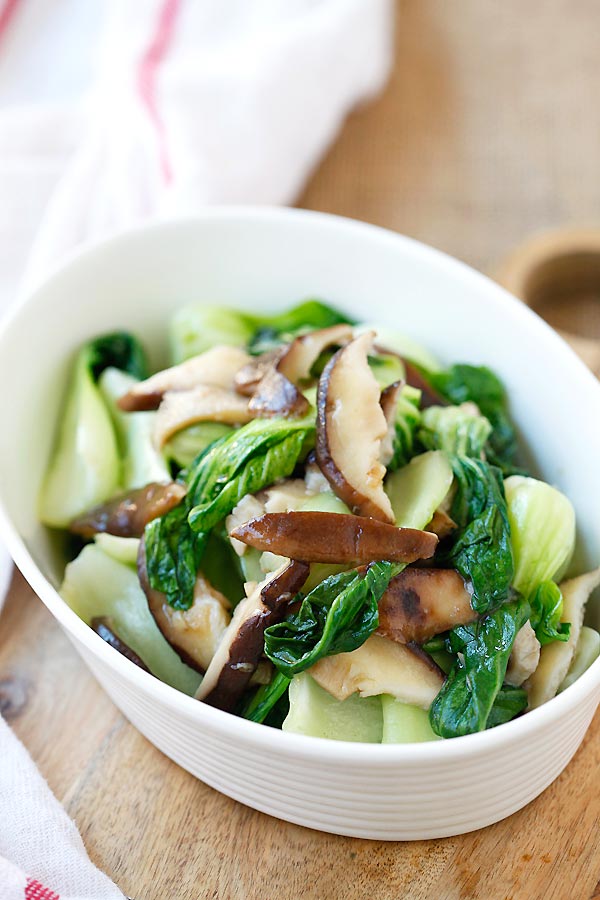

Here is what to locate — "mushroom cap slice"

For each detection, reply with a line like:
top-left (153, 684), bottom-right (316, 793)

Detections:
top-left (195, 560), bottom-right (310, 710)
top-left (277, 324), bottom-right (354, 383)
top-left (91, 616), bottom-right (151, 672)
top-left (245, 325), bottom-right (353, 418)
top-left (138, 542), bottom-right (232, 673)
top-left (377, 567), bottom-right (476, 645)
top-left (379, 380), bottom-right (404, 467)
top-left (70, 481), bottom-right (186, 539)
top-left (234, 350), bottom-right (281, 396)
top-left (118, 345), bottom-right (251, 411)
top-left (230, 511), bottom-right (437, 565)
top-left (425, 508), bottom-right (457, 539)
top-left (309, 633), bottom-right (444, 709)
top-left (374, 351), bottom-right (447, 410)
top-left (316, 332), bottom-right (395, 523)
top-left (248, 368), bottom-right (310, 418)
top-left (153, 386), bottom-right (253, 448)
top-left (525, 567), bottom-right (600, 708)
top-left (505, 621), bottom-right (541, 687)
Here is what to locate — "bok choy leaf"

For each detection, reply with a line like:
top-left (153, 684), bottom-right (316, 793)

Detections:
top-left (429, 600), bottom-right (530, 737)
top-left (145, 416), bottom-right (314, 609)
top-left (264, 562), bottom-right (401, 678)
top-left (40, 332), bottom-right (148, 527)
top-left (444, 457), bottom-right (514, 614)
top-left (418, 403), bottom-right (492, 459)
top-left (422, 364), bottom-right (520, 472)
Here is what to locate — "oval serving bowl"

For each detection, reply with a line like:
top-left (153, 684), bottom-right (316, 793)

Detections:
top-left (0, 208), bottom-right (599, 841)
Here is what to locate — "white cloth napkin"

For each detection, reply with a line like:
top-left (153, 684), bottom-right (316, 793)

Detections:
top-left (0, 1), bottom-right (393, 896)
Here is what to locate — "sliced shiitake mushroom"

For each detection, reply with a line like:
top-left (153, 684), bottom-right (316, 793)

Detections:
top-left (246, 325), bottom-right (353, 418)
top-left (230, 511), bottom-right (437, 565)
top-left (425, 508), bottom-right (457, 539)
top-left (505, 621), bottom-right (540, 687)
top-left (379, 380), bottom-right (403, 467)
top-left (118, 345), bottom-right (251, 411)
top-left (309, 633), bottom-right (444, 708)
top-left (248, 368), bottom-right (310, 418)
top-left (234, 350), bottom-right (281, 396)
top-left (91, 617), bottom-right (150, 672)
top-left (376, 567), bottom-right (476, 645)
top-left (138, 541), bottom-right (231, 673)
top-left (70, 481), bottom-right (186, 539)
top-left (153, 386), bottom-right (253, 448)
top-left (525, 567), bottom-right (600, 708)
top-left (276, 324), bottom-right (354, 383)
top-left (195, 560), bottom-right (310, 710)
top-left (316, 333), bottom-right (395, 522)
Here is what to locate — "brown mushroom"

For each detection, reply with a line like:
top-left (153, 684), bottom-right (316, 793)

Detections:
top-left (70, 481), bottom-right (186, 539)
top-left (248, 368), bottom-right (310, 418)
top-left (153, 385), bottom-right (253, 448)
top-left (195, 560), bottom-right (310, 710)
top-left (138, 542), bottom-right (231, 673)
top-left (526, 567), bottom-right (600, 708)
top-left (316, 333), bottom-right (395, 522)
top-left (277, 323), bottom-right (354, 383)
top-left (91, 617), bottom-right (150, 672)
top-left (234, 350), bottom-right (282, 396)
top-left (505, 621), bottom-right (541, 687)
top-left (401, 359), bottom-right (446, 410)
top-left (376, 567), bottom-right (477, 645)
top-left (425, 508), bottom-right (457, 539)
top-left (309, 633), bottom-right (444, 708)
top-left (379, 380), bottom-right (404, 467)
top-left (118, 345), bottom-right (251, 411)
top-left (230, 511), bottom-right (437, 565)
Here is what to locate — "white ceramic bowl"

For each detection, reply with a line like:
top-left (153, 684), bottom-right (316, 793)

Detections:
top-left (0, 209), bottom-right (599, 841)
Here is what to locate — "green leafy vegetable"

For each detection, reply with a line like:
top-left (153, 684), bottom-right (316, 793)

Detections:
top-left (381, 696), bottom-right (440, 743)
top-left (419, 404), bottom-right (492, 459)
top-left (163, 422), bottom-right (233, 470)
top-left (429, 600), bottom-right (530, 737)
top-left (145, 417), bottom-right (314, 609)
top-left (239, 671), bottom-right (291, 724)
top-left (486, 685), bottom-right (528, 728)
top-left (444, 457), bottom-right (514, 614)
top-left (529, 580), bottom-right (570, 646)
top-left (368, 353), bottom-right (405, 389)
top-left (145, 503), bottom-right (206, 611)
top-left (99, 367), bottom-right (171, 490)
top-left (425, 364), bottom-right (519, 471)
top-left (264, 562), bottom-right (400, 678)
top-left (61, 543), bottom-right (201, 694)
top-left (85, 331), bottom-right (148, 382)
top-left (386, 450), bottom-right (454, 529)
top-left (187, 416), bottom-right (314, 533)
top-left (40, 332), bottom-right (148, 527)
top-left (282, 672), bottom-right (383, 742)
top-left (504, 475), bottom-right (576, 598)
top-left (170, 306), bottom-right (255, 363)
top-left (246, 300), bottom-right (355, 355)
top-left (387, 385), bottom-right (422, 470)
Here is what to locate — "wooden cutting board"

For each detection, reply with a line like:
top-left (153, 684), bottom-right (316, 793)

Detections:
top-left (3, 2), bottom-right (600, 897)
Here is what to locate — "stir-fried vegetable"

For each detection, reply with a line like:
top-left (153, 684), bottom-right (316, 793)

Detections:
top-left (418, 403), bottom-right (492, 458)
top-left (43, 302), bottom-right (597, 745)
top-left (443, 457), bottom-right (514, 614)
top-left (264, 563), bottom-right (402, 678)
top-left (429, 601), bottom-right (530, 737)
top-left (40, 333), bottom-right (148, 527)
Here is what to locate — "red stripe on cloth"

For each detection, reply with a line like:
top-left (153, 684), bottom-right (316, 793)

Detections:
top-left (137, 0), bottom-right (181, 184)
top-left (0, 0), bottom-right (21, 50)
top-left (25, 878), bottom-right (60, 900)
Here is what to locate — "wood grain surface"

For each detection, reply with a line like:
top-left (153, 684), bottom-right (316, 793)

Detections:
top-left (3, 2), bottom-right (600, 898)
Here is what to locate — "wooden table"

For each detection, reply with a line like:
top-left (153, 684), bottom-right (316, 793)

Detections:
top-left (2, 3), bottom-right (600, 897)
